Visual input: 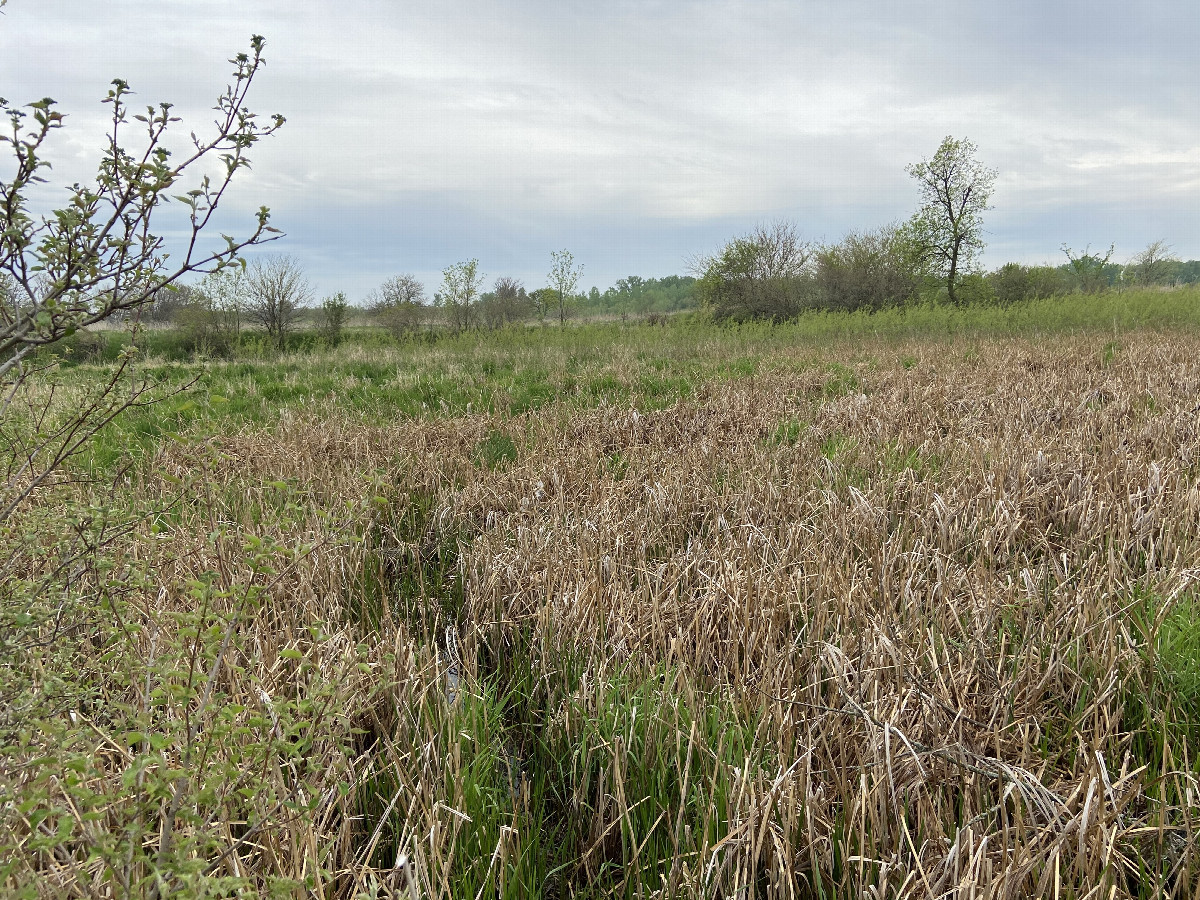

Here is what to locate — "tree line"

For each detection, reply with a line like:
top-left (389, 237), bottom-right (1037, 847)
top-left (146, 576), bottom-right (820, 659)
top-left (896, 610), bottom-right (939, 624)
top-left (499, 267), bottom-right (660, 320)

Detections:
top-left (696, 138), bottom-right (1200, 323)
top-left (135, 232), bottom-right (1200, 352)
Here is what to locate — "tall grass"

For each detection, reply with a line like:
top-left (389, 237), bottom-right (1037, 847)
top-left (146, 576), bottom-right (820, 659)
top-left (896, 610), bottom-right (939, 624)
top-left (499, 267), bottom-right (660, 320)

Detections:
top-left (5, 325), bottom-right (1200, 896)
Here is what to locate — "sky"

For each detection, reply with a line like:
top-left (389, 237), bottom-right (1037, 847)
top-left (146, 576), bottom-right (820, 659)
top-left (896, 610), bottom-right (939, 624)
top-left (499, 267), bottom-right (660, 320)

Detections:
top-left (3, 0), bottom-right (1198, 300)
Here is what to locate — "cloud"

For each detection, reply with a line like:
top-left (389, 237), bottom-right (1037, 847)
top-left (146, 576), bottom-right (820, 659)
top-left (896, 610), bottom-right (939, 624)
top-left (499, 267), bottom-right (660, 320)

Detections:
top-left (3, 0), bottom-right (1197, 295)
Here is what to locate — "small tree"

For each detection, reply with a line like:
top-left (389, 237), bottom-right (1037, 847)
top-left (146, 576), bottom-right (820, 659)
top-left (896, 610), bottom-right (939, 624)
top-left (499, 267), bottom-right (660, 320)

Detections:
top-left (170, 283), bottom-right (230, 355)
top-left (528, 288), bottom-right (553, 323)
top-left (548, 249), bottom-right (583, 326)
top-left (318, 291), bottom-right (350, 346)
top-left (1061, 244), bottom-right (1117, 294)
top-left (1, 35), bottom-right (282, 521)
top-left (1125, 240), bottom-right (1178, 287)
top-left (479, 276), bottom-right (529, 329)
top-left (614, 276), bottom-right (647, 321)
top-left (907, 136), bottom-right (996, 305)
top-left (246, 255), bottom-right (312, 350)
top-left (199, 266), bottom-right (250, 344)
top-left (436, 259), bottom-right (483, 333)
top-left (368, 274), bottom-right (426, 339)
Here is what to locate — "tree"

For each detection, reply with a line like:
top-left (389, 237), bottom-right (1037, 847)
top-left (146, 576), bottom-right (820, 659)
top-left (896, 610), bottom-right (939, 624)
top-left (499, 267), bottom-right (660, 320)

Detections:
top-left (1061, 244), bottom-right (1117, 294)
top-left (478, 276), bottom-right (529, 329)
top-left (436, 259), bottom-right (483, 333)
top-left (529, 288), bottom-right (553, 323)
top-left (548, 249), bottom-right (583, 326)
top-left (318, 291), bottom-right (349, 346)
top-left (815, 223), bottom-right (924, 312)
top-left (169, 283), bottom-right (230, 355)
top-left (368, 274), bottom-right (427, 339)
top-left (1125, 240), bottom-right (1178, 287)
top-left (198, 266), bottom-right (250, 343)
top-left (694, 221), bottom-right (815, 322)
top-left (907, 136), bottom-right (996, 305)
top-left (246, 255), bottom-right (311, 350)
top-left (1, 35), bottom-right (282, 522)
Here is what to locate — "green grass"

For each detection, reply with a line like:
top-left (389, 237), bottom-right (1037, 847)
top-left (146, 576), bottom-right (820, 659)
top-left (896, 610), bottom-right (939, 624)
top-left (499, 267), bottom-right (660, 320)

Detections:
top-left (50, 285), bottom-right (1200, 478)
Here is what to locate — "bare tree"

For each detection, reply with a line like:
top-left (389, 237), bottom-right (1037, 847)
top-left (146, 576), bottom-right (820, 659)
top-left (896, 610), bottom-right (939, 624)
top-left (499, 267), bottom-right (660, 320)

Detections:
top-left (367, 274), bottom-right (427, 339)
top-left (246, 255), bottom-right (312, 350)
top-left (548, 249), bottom-right (583, 326)
top-left (370, 273), bottom-right (425, 309)
top-left (907, 136), bottom-right (996, 304)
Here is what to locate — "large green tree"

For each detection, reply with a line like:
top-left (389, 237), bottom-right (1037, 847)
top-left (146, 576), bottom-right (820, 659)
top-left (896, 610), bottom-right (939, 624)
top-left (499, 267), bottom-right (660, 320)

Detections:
top-left (907, 136), bottom-right (996, 304)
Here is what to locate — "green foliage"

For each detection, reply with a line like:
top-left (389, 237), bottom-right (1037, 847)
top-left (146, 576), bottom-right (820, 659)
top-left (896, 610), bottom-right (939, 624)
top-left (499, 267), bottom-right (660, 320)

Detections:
top-left (587, 275), bottom-right (699, 319)
top-left (0, 489), bottom-right (367, 896)
top-left (906, 135), bottom-right (996, 304)
top-left (987, 262), bottom-right (1068, 304)
top-left (0, 37), bottom-right (282, 375)
top-left (696, 221), bottom-right (815, 322)
top-left (822, 363), bottom-right (862, 398)
top-left (318, 291), bottom-right (349, 346)
top-left (1060, 244), bottom-right (1120, 294)
top-left (766, 417), bottom-right (804, 446)
top-left (548, 249), bottom-right (583, 326)
top-left (478, 277), bottom-right (533, 329)
top-left (815, 222), bottom-right (926, 311)
top-left (436, 259), bottom-right (484, 333)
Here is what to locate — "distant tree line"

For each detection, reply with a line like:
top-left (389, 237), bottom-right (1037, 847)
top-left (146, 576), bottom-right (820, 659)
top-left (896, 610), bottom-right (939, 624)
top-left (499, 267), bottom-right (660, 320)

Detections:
top-left (140, 136), bottom-right (1200, 342)
top-left (142, 240), bottom-right (1200, 349)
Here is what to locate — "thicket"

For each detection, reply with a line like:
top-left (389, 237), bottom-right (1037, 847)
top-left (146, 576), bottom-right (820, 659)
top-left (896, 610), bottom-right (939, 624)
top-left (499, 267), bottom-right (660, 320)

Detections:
top-left (698, 229), bottom-right (1200, 323)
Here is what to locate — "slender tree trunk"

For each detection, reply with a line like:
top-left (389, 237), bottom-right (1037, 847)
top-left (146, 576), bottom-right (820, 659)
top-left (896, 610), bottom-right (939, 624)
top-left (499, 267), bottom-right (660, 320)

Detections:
top-left (947, 234), bottom-right (963, 305)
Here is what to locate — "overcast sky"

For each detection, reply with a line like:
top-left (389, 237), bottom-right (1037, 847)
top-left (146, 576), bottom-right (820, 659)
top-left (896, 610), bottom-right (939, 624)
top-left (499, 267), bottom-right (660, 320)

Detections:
top-left (3, 0), bottom-right (1197, 299)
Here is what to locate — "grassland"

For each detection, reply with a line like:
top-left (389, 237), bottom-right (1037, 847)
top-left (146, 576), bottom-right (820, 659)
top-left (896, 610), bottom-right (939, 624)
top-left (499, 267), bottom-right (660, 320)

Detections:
top-left (6, 291), bottom-right (1200, 897)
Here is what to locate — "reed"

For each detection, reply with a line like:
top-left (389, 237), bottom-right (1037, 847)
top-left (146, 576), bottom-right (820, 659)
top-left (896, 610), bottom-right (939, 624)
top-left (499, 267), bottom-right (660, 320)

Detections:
top-left (4, 330), bottom-right (1200, 897)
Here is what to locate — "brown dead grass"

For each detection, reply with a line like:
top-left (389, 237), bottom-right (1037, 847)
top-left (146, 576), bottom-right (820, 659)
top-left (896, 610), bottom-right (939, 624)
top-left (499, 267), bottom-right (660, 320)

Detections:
top-left (7, 332), bottom-right (1200, 897)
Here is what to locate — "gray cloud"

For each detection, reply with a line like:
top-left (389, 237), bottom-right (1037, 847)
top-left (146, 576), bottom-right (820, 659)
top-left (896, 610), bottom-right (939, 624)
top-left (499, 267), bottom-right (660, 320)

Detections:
top-left (3, 0), bottom-right (1197, 298)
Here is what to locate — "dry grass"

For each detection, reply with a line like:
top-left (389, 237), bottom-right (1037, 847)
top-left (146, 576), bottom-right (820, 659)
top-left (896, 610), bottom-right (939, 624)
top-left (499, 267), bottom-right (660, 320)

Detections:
top-left (5, 332), bottom-right (1200, 897)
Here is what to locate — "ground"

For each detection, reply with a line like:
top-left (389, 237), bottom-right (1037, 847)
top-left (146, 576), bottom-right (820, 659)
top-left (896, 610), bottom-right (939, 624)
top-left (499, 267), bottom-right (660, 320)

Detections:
top-left (5, 304), bottom-right (1200, 897)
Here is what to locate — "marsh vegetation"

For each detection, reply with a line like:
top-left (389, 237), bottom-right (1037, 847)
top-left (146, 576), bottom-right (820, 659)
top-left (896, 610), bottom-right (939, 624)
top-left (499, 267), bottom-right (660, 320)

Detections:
top-left (7, 309), bottom-right (1200, 897)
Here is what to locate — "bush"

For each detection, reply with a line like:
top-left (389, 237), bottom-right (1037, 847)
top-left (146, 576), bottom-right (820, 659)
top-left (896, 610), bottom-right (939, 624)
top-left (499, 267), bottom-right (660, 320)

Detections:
top-left (368, 274), bottom-right (430, 339)
top-left (814, 223), bottom-right (924, 311)
top-left (696, 222), bottom-right (816, 322)
top-left (319, 292), bottom-right (350, 346)
top-left (986, 263), bottom-right (1068, 305)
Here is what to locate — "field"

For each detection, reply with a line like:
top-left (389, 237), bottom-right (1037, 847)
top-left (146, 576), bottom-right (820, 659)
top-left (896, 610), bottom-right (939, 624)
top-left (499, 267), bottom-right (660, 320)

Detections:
top-left (6, 294), bottom-right (1200, 898)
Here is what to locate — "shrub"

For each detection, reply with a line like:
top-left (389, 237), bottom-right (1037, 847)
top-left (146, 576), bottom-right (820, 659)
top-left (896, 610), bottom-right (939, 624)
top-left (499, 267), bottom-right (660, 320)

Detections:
top-left (318, 292), bottom-right (350, 346)
top-left (814, 223), bottom-right (924, 311)
top-left (696, 222), bottom-right (816, 322)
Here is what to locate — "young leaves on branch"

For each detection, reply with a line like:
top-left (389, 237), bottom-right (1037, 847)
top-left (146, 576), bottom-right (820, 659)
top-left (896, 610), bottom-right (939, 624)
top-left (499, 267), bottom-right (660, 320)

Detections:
top-left (0, 35), bottom-right (284, 380)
